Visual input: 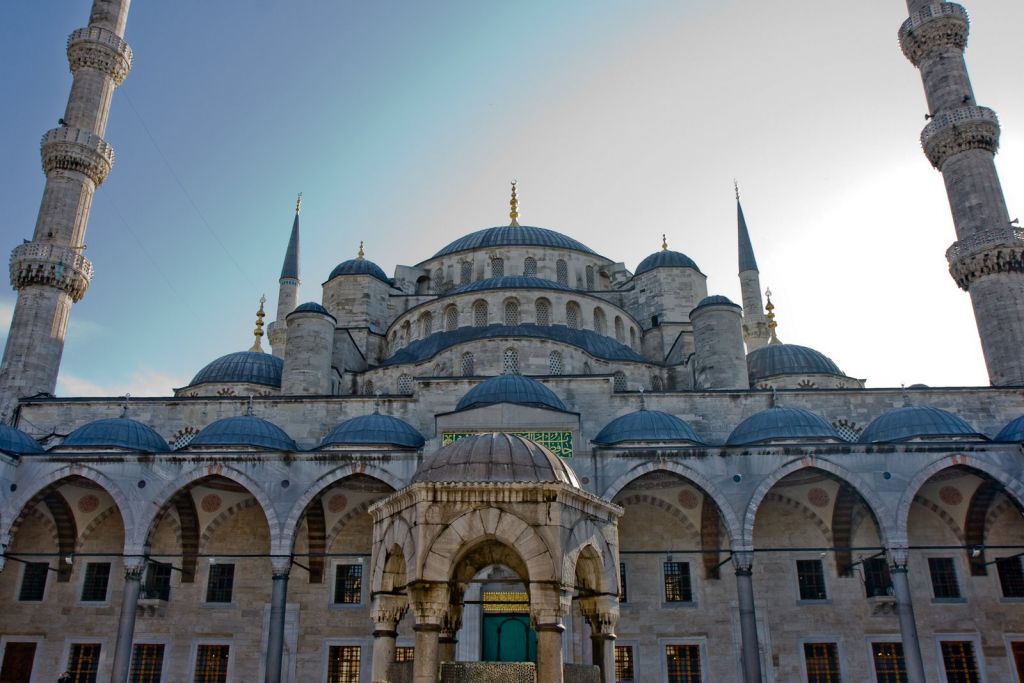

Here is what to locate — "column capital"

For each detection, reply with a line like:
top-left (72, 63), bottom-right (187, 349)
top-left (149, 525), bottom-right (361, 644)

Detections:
top-left (407, 581), bottom-right (450, 627)
top-left (579, 594), bottom-right (619, 637)
top-left (886, 546), bottom-right (911, 571)
top-left (270, 555), bottom-right (292, 577)
top-left (732, 550), bottom-right (754, 574)
top-left (123, 555), bottom-right (147, 579)
top-left (371, 594), bottom-right (408, 629)
top-left (529, 582), bottom-right (571, 627)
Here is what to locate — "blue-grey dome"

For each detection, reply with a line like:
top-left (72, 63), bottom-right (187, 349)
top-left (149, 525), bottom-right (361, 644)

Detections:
top-left (727, 407), bottom-right (841, 445)
top-left (190, 416), bottom-right (296, 450)
top-left (450, 276), bottom-right (575, 296)
top-left (0, 425), bottom-right (43, 455)
top-left (747, 344), bottom-right (843, 384)
top-left (321, 413), bottom-right (425, 448)
top-left (593, 410), bottom-right (703, 445)
top-left (996, 416), bottom-right (1024, 442)
top-left (63, 417), bottom-right (170, 452)
top-left (290, 301), bottom-right (332, 317)
top-left (431, 226), bottom-right (599, 259)
top-left (189, 351), bottom-right (283, 388)
top-left (328, 258), bottom-right (390, 284)
top-left (412, 433), bottom-right (580, 487)
top-left (635, 250), bottom-right (702, 276)
top-left (691, 295), bottom-right (740, 314)
top-left (859, 406), bottom-right (982, 443)
top-left (456, 375), bottom-right (567, 412)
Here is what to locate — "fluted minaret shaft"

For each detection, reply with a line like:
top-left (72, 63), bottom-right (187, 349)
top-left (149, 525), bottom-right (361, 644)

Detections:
top-left (0, 0), bottom-right (132, 416)
top-left (900, 1), bottom-right (1024, 386)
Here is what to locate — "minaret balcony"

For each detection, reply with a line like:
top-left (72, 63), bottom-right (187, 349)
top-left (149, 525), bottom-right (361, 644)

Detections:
top-left (920, 106), bottom-right (999, 169)
top-left (899, 2), bottom-right (969, 66)
top-left (946, 227), bottom-right (1024, 290)
top-left (67, 26), bottom-right (133, 84)
top-left (9, 241), bottom-right (94, 301)
top-left (40, 126), bottom-right (114, 185)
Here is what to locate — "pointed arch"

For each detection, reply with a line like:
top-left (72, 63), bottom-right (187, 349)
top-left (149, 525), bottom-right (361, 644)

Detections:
top-left (371, 513), bottom-right (417, 593)
top-left (199, 498), bottom-right (261, 552)
top-left (304, 497), bottom-right (327, 584)
top-left (562, 516), bottom-right (618, 594)
top-left (965, 479), bottom-right (1011, 575)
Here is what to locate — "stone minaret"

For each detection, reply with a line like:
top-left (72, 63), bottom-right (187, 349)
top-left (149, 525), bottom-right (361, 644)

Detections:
top-left (268, 195), bottom-right (302, 358)
top-left (0, 0), bottom-right (132, 418)
top-left (900, 1), bottom-right (1024, 386)
top-left (736, 187), bottom-right (771, 351)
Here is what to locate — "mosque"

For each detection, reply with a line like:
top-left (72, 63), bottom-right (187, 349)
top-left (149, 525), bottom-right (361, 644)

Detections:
top-left (1, 1), bottom-right (1024, 682)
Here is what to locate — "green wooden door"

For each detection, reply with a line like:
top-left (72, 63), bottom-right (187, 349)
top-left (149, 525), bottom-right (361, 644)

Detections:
top-left (482, 614), bottom-right (537, 662)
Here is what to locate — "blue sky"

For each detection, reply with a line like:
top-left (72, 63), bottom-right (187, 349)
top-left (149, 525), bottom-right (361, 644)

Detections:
top-left (1, 0), bottom-right (1022, 395)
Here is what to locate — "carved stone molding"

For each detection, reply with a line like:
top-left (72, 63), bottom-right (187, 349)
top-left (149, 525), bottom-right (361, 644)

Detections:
top-left (41, 126), bottom-right (114, 185)
top-left (10, 241), bottom-right (93, 301)
top-left (899, 3), bottom-right (969, 66)
top-left (67, 26), bottom-right (133, 85)
top-left (920, 106), bottom-right (999, 169)
top-left (947, 228), bottom-right (1024, 290)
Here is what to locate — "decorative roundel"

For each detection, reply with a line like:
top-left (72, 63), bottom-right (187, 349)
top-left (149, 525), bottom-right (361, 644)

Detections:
top-left (77, 494), bottom-right (100, 513)
top-left (580, 476), bottom-right (590, 486)
top-left (807, 488), bottom-right (830, 508)
top-left (201, 494), bottom-right (223, 513)
top-left (327, 494), bottom-right (348, 514)
top-left (939, 486), bottom-right (963, 506)
top-left (677, 489), bottom-right (700, 510)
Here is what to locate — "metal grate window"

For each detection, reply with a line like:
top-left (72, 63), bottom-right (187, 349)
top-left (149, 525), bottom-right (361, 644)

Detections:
top-left (940, 641), bottom-right (980, 683)
top-left (535, 299), bottom-right (551, 326)
top-left (863, 557), bottom-right (892, 598)
top-left (804, 642), bottom-right (841, 683)
top-left (594, 307), bottom-right (606, 335)
top-left (419, 312), bottom-right (433, 337)
top-left (585, 265), bottom-right (595, 290)
top-left (797, 559), bottom-right (828, 600)
top-left (630, 328), bottom-right (637, 349)
top-left (566, 302), bottom-right (580, 329)
top-left (556, 259), bottom-right (568, 285)
top-left (665, 644), bottom-right (701, 683)
top-left (997, 555), bottom-right (1024, 598)
top-left (473, 301), bottom-right (488, 327)
top-left (461, 352), bottom-right (475, 376)
top-left (663, 562), bottom-right (692, 602)
top-left (523, 257), bottom-right (537, 277)
top-left (870, 642), bottom-right (906, 683)
top-left (19, 562), bottom-right (48, 601)
top-left (130, 643), bottom-right (165, 683)
top-left (460, 261), bottom-right (472, 284)
top-left (614, 645), bottom-right (634, 683)
top-left (362, 380), bottom-right (374, 396)
top-left (327, 646), bottom-right (361, 683)
top-left (334, 564), bottom-right (363, 604)
top-left (81, 562), bottom-right (111, 602)
top-left (833, 420), bottom-right (861, 443)
top-left (504, 299), bottom-right (520, 326)
top-left (394, 647), bottom-right (415, 662)
top-left (431, 268), bottom-right (444, 293)
top-left (615, 316), bottom-right (624, 342)
top-left (143, 563), bottom-right (172, 601)
top-left (490, 257), bottom-right (504, 278)
top-left (928, 557), bottom-right (961, 599)
top-left (651, 375), bottom-right (663, 392)
top-left (613, 371), bottom-right (627, 392)
top-left (170, 427), bottom-right (199, 449)
top-left (503, 348), bottom-right (520, 375)
top-left (193, 644), bottom-right (229, 683)
top-left (68, 643), bottom-right (101, 683)
top-left (397, 374), bottom-right (414, 395)
top-left (205, 564), bottom-right (235, 603)
top-left (444, 306), bottom-right (459, 331)
top-left (619, 562), bottom-right (627, 603)
top-left (549, 351), bottom-right (563, 375)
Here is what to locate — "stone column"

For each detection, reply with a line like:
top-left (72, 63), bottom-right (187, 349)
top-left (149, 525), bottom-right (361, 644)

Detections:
top-left (371, 594), bottom-right (408, 683)
top-left (888, 547), bottom-right (927, 683)
top-left (532, 584), bottom-right (571, 683)
top-left (580, 596), bottom-right (619, 683)
top-left (733, 551), bottom-right (763, 683)
top-left (264, 560), bottom-right (290, 683)
top-left (438, 604), bottom-right (463, 664)
top-left (409, 582), bottom-right (449, 683)
top-left (110, 556), bottom-right (146, 683)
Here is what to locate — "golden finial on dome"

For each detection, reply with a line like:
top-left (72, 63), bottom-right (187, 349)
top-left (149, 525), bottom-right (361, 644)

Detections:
top-left (509, 180), bottom-right (520, 227)
top-left (295, 192), bottom-right (302, 215)
top-left (661, 234), bottom-right (668, 251)
top-left (765, 287), bottom-right (781, 345)
top-left (734, 179), bottom-right (740, 201)
top-left (357, 241), bottom-right (365, 260)
top-left (249, 295), bottom-right (267, 352)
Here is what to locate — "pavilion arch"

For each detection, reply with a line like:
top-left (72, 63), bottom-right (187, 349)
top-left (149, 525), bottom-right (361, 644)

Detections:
top-left (370, 513), bottom-right (418, 593)
top-left (602, 461), bottom-right (742, 546)
top-left (742, 457), bottom-right (893, 550)
top-left (562, 517), bottom-right (619, 595)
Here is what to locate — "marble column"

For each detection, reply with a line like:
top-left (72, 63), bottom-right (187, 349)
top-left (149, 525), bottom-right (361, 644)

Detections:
top-left (370, 594), bottom-right (408, 683)
top-left (110, 556), bottom-right (146, 683)
top-left (733, 551), bottom-right (763, 683)
top-left (580, 595), bottom-right (618, 683)
top-left (413, 624), bottom-right (441, 683)
top-left (532, 584), bottom-right (570, 683)
top-left (888, 547), bottom-right (926, 683)
top-left (438, 604), bottom-right (463, 664)
top-left (264, 559), bottom-right (291, 683)
top-left (409, 582), bottom-right (449, 683)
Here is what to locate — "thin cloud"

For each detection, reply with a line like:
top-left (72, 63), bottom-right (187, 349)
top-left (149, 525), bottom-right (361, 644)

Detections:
top-left (57, 368), bottom-right (188, 397)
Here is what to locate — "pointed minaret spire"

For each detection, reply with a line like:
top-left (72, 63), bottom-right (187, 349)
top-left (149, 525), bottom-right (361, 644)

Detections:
top-left (509, 180), bottom-right (520, 227)
top-left (250, 295), bottom-right (267, 352)
top-left (269, 197), bottom-right (302, 358)
top-left (735, 183), bottom-right (771, 351)
top-left (736, 183), bottom-right (759, 274)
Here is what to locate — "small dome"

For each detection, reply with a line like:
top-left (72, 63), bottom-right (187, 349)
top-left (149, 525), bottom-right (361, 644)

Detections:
top-left (290, 301), bottom-right (333, 317)
top-left (456, 375), bottom-right (566, 412)
top-left (691, 295), bottom-right (740, 314)
top-left (412, 433), bottom-right (580, 487)
top-left (859, 406), bottom-right (982, 443)
top-left (328, 258), bottom-right (390, 284)
top-left (635, 250), bottom-right (701, 276)
top-left (593, 410), bottom-right (703, 445)
top-left (431, 226), bottom-right (598, 259)
top-left (189, 416), bottom-right (296, 450)
top-left (747, 344), bottom-right (843, 384)
top-left (63, 417), bottom-right (170, 452)
top-left (727, 407), bottom-right (841, 445)
top-left (996, 416), bottom-right (1024, 442)
top-left (321, 413), bottom-right (425, 448)
top-left (450, 276), bottom-right (574, 295)
top-left (188, 351), bottom-right (283, 388)
top-left (0, 425), bottom-right (43, 455)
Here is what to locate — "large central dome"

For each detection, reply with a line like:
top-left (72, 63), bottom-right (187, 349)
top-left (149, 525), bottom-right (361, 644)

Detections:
top-left (430, 225), bottom-right (599, 259)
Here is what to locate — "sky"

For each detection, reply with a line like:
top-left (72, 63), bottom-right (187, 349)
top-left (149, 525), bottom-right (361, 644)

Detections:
top-left (1, 0), bottom-right (1022, 396)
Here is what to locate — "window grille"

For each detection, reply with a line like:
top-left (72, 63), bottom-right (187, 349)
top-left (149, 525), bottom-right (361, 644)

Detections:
top-left (503, 348), bottom-right (520, 375)
top-left (997, 555), bottom-right (1024, 598)
top-left (205, 564), bottom-right (235, 603)
top-left (460, 261), bottom-right (472, 284)
top-left (491, 257), bottom-right (504, 278)
top-left (585, 265), bottom-right (595, 290)
top-left (504, 299), bottom-right (520, 326)
top-left (583, 362), bottom-right (592, 375)
top-left (665, 644), bottom-right (701, 683)
top-left (651, 376), bottom-right (663, 392)
top-left (871, 642), bottom-right (906, 683)
top-left (549, 351), bottom-right (563, 375)
top-left (333, 564), bottom-right (362, 604)
top-left (461, 353), bottom-right (475, 376)
top-left (170, 426), bottom-right (199, 449)
top-left (566, 302), bottom-right (580, 330)
top-left (556, 259), bottom-right (568, 285)
top-left (615, 645), bottom-right (635, 683)
top-left (630, 328), bottom-right (637, 349)
top-left (431, 268), bottom-right (444, 292)
top-left (68, 644), bottom-right (101, 683)
top-left (143, 562), bottom-right (172, 600)
top-left (940, 641), bottom-right (980, 683)
top-left (395, 647), bottom-right (415, 662)
top-left (613, 371), bottom-right (627, 392)
top-left (663, 561), bottom-right (692, 602)
top-left (81, 562), bottom-right (111, 602)
top-left (397, 374), bottom-right (414, 395)
top-left (444, 306), bottom-right (458, 331)
top-left (619, 562), bottom-right (628, 603)
top-left (194, 644), bottom-right (229, 683)
top-left (615, 317), bottom-right (624, 342)
top-left (524, 257), bottom-right (537, 277)
top-left (327, 646), bottom-right (361, 683)
top-left (473, 301), bottom-right (488, 327)
top-left (803, 642), bottom-right (841, 683)
top-left (594, 308), bottom-right (606, 335)
top-left (130, 643), bottom-right (165, 683)
top-left (797, 559), bottom-right (827, 600)
top-left (863, 557), bottom-right (892, 598)
top-left (928, 557), bottom-right (961, 598)
top-left (420, 312), bottom-right (433, 337)
top-left (833, 420), bottom-right (861, 443)
top-left (18, 562), bottom-right (48, 601)
top-left (535, 299), bottom-right (551, 326)
top-left (362, 380), bottom-right (374, 396)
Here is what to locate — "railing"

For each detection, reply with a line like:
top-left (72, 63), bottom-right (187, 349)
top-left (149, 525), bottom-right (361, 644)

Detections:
top-left (67, 26), bottom-right (133, 64)
top-left (10, 242), bottom-right (94, 282)
top-left (41, 126), bottom-right (115, 165)
top-left (946, 227), bottom-right (1024, 262)
top-left (921, 106), bottom-right (998, 147)
top-left (899, 2), bottom-right (968, 39)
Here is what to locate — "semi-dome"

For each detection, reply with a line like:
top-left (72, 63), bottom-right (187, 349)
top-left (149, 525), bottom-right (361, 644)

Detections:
top-left (0, 425), bottom-right (43, 455)
top-left (328, 258), bottom-right (390, 284)
top-left (321, 413), bottom-right (425, 448)
top-left (431, 225), bottom-right (599, 259)
top-left (593, 410), bottom-right (703, 445)
top-left (996, 416), bottom-right (1024, 442)
top-left (189, 416), bottom-right (296, 450)
top-left (859, 406), bottom-right (982, 443)
top-left (411, 432), bottom-right (580, 486)
top-left (63, 417), bottom-right (170, 452)
top-left (290, 301), bottom-right (333, 317)
top-left (450, 276), bottom-right (574, 295)
top-left (747, 344), bottom-right (843, 384)
top-left (188, 351), bottom-right (283, 388)
top-left (727, 407), bottom-right (841, 445)
top-left (635, 250), bottom-right (702, 276)
top-left (456, 375), bottom-right (567, 412)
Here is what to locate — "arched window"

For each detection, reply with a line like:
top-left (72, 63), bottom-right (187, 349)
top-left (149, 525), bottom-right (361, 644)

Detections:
top-left (362, 380), bottom-right (375, 396)
top-left (556, 259), bottom-right (568, 285)
top-left (432, 268), bottom-right (444, 293)
top-left (415, 276), bottom-right (430, 295)
top-left (651, 375), bottom-right (663, 392)
top-left (523, 257), bottom-right (537, 278)
top-left (585, 265), bottom-right (595, 290)
top-left (397, 374), bottom-right (414, 395)
top-left (583, 361), bottom-right (592, 375)
top-left (461, 352), bottom-right (475, 376)
top-left (444, 305), bottom-right (459, 332)
top-left (535, 298), bottom-right (551, 326)
top-left (491, 257), bottom-right (504, 278)
top-left (419, 311), bottom-right (433, 337)
top-left (503, 347), bottom-right (519, 375)
top-left (473, 300), bottom-right (489, 327)
top-left (504, 299), bottom-right (520, 326)
top-left (566, 301), bottom-right (581, 330)
top-left (594, 307), bottom-right (607, 335)
top-left (549, 351), bottom-right (563, 375)
top-left (629, 327), bottom-right (637, 349)
top-left (613, 371), bottom-right (627, 392)
top-left (614, 316), bottom-right (625, 342)
top-left (401, 320), bottom-right (411, 345)
top-left (460, 260), bottom-right (473, 284)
